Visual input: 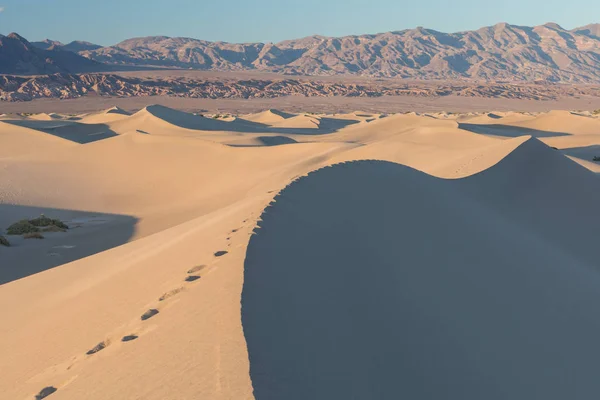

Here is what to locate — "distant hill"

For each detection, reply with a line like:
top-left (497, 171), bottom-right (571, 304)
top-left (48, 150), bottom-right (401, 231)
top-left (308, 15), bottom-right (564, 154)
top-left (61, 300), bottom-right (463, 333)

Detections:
top-left (32, 39), bottom-right (102, 53)
top-left (0, 33), bottom-right (106, 75)
top-left (77, 22), bottom-right (600, 83)
top-left (30, 39), bottom-right (64, 50)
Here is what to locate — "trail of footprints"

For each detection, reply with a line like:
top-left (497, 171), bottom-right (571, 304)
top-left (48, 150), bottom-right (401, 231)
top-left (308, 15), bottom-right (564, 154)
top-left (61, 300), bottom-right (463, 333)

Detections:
top-left (33, 224), bottom-right (246, 398)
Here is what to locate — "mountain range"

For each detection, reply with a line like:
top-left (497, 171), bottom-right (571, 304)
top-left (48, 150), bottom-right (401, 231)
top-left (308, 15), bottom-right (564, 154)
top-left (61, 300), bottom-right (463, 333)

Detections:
top-left (2, 22), bottom-right (600, 83)
top-left (0, 33), bottom-right (106, 75)
top-left (31, 39), bottom-right (103, 53)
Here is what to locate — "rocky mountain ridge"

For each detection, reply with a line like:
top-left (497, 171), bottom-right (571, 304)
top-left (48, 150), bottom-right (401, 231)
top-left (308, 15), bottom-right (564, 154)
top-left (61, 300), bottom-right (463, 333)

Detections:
top-left (76, 22), bottom-right (600, 83)
top-left (4, 22), bottom-right (600, 83)
top-left (0, 33), bottom-right (106, 75)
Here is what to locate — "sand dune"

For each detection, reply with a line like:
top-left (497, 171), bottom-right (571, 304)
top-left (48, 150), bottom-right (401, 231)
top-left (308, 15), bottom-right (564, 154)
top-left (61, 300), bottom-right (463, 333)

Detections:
top-left (2, 106), bottom-right (600, 399)
top-left (459, 110), bottom-right (600, 138)
top-left (270, 114), bottom-right (321, 129)
top-left (105, 106), bottom-right (130, 115)
top-left (77, 106), bottom-right (132, 124)
top-left (1, 119), bottom-right (117, 143)
top-left (130, 104), bottom-right (239, 131)
top-left (0, 120), bottom-right (76, 158)
top-left (29, 112), bottom-right (64, 121)
top-left (455, 111), bottom-right (533, 124)
top-left (242, 109), bottom-right (296, 124)
top-left (244, 144), bottom-right (600, 399)
top-left (513, 110), bottom-right (600, 135)
top-left (331, 113), bottom-right (463, 145)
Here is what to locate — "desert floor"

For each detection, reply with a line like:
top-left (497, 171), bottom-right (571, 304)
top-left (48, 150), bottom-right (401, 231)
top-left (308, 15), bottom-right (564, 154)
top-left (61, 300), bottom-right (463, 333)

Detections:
top-left (2, 105), bottom-right (600, 399)
top-left (3, 93), bottom-right (600, 116)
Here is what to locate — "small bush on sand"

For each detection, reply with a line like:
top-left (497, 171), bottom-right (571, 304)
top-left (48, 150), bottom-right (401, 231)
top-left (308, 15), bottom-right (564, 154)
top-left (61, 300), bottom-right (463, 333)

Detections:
top-left (7, 215), bottom-right (68, 235)
top-left (593, 109), bottom-right (600, 115)
top-left (24, 232), bottom-right (44, 240)
top-left (29, 215), bottom-right (54, 227)
top-left (0, 235), bottom-right (9, 247)
top-left (7, 220), bottom-right (40, 235)
top-left (30, 214), bottom-right (68, 229)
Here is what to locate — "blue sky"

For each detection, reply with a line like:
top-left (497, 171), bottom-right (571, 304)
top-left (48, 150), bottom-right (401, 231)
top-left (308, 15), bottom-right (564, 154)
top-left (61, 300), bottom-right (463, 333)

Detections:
top-left (0, 0), bottom-right (598, 45)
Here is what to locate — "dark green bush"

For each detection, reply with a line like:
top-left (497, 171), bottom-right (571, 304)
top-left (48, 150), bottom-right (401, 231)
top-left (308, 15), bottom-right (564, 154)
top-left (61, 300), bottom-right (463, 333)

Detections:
top-left (30, 214), bottom-right (68, 229)
top-left (7, 220), bottom-right (40, 235)
top-left (0, 235), bottom-right (9, 247)
top-left (7, 215), bottom-right (68, 235)
top-left (29, 215), bottom-right (54, 227)
top-left (51, 219), bottom-right (68, 229)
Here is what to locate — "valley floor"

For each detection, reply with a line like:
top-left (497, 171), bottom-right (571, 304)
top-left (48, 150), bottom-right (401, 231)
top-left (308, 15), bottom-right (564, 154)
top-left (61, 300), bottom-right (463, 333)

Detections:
top-left (2, 91), bottom-right (600, 115)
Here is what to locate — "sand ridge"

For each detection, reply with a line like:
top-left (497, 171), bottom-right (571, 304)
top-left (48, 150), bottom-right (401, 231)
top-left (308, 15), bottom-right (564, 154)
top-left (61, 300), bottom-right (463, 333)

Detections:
top-left (244, 147), bottom-right (600, 399)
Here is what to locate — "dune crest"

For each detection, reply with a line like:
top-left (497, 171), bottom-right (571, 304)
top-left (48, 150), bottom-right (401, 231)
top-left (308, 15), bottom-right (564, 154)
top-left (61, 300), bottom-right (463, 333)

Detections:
top-left (243, 147), bottom-right (600, 398)
top-left (242, 109), bottom-right (296, 124)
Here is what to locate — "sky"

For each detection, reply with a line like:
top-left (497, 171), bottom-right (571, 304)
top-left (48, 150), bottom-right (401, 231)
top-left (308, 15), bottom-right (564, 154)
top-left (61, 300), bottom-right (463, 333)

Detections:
top-left (0, 0), bottom-right (598, 46)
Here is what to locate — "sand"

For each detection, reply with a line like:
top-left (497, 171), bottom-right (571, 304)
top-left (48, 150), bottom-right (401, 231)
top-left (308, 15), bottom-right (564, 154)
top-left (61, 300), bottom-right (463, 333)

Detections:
top-left (1, 105), bottom-right (600, 399)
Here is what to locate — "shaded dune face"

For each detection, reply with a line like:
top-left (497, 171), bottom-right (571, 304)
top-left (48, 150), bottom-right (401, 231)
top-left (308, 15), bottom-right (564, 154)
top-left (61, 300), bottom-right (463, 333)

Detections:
top-left (242, 150), bottom-right (600, 399)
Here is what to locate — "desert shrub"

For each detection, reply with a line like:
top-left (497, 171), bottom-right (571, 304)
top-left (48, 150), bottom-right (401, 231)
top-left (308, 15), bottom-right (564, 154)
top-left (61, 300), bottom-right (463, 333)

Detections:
top-left (29, 214), bottom-right (54, 227)
top-left (30, 214), bottom-right (68, 229)
top-left (7, 220), bottom-right (40, 235)
top-left (0, 235), bottom-right (9, 247)
top-left (51, 219), bottom-right (68, 229)
top-left (7, 215), bottom-right (68, 235)
top-left (24, 232), bottom-right (44, 240)
top-left (593, 109), bottom-right (600, 115)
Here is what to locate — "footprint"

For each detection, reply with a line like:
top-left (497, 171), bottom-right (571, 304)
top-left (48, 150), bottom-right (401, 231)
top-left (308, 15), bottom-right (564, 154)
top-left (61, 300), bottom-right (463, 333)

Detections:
top-left (185, 275), bottom-right (201, 282)
top-left (141, 309), bottom-right (159, 321)
top-left (122, 335), bottom-right (139, 342)
top-left (214, 251), bottom-right (228, 257)
top-left (86, 340), bottom-right (109, 355)
top-left (187, 265), bottom-right (206, 274)
top-left (159, 287), bottom-right (185, 301)
top-left (35, 387), bottom-right (57, 399)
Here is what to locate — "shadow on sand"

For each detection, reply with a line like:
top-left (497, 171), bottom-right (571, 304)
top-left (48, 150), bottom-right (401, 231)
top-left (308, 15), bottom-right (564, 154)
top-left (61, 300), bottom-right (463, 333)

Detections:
top-left (459, 122), bottom-right (571, 138)
top-left (144, 105), bottom-right (359, 135)
top-left (227, 136), bottom-right (299, 147)
top-left (242, 145), bottom-right (600, 399)
top-left (1, 120), bottom-right (118, 144)
top-left (559, 144), bottom-right (600, 166)
top-left (0, 204), bottom-right (137, 285)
